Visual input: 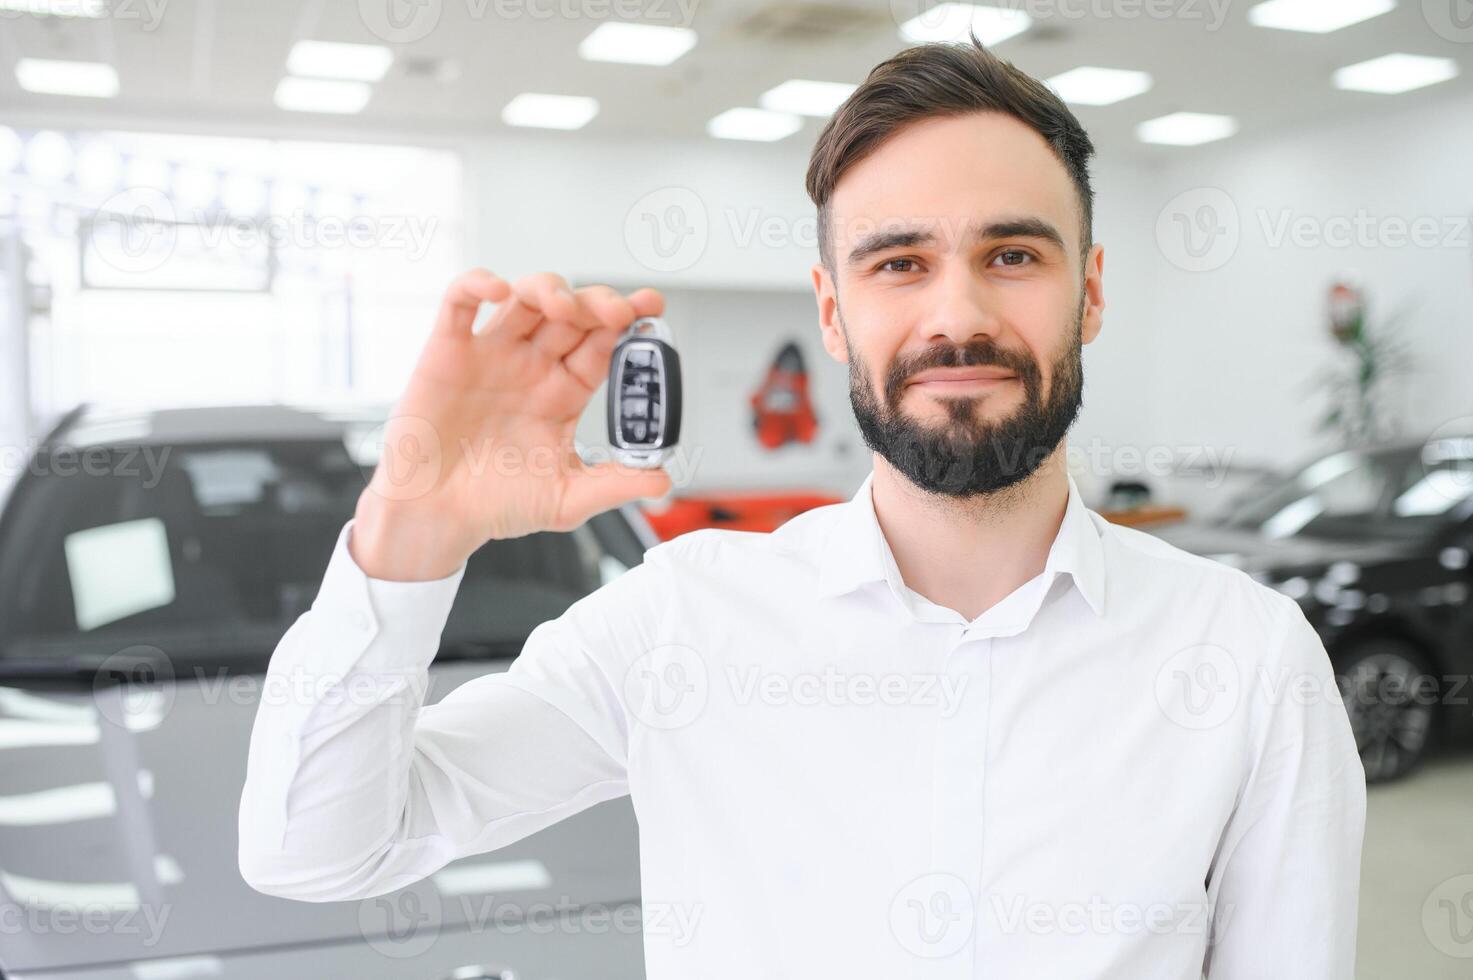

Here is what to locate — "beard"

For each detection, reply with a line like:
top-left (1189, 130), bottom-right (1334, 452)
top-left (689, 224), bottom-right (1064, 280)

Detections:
top-left (843, 297), bottom-right (1085, 499)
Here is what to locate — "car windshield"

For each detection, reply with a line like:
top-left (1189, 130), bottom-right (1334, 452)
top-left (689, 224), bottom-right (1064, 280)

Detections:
top-left (1216, 439), bottom-right (1473, 542)
top-left (0, 438), bottom-right (648, 674)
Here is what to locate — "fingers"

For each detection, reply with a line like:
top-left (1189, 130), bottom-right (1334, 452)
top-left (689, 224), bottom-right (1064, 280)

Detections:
top-left (480, 272), bottom-right (589, 342)
top-left (557, 461), bottom-right (673, 529)
top-left (455, 270), bottom-right (667, 360)
top-left (433, 268), bottom-right (512, 338)
top-left (557, 283), bottom-right (665, 388)
top-left (560, 324), bottom-right (619, 392)
top-left (626, 286), bottom-right (665, 319)
top-left (533, 284), bottom-right (632, 360)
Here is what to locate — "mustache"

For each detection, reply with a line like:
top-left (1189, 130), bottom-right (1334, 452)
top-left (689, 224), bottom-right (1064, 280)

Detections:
top-left (883, 339), bottom-right (1039, 403)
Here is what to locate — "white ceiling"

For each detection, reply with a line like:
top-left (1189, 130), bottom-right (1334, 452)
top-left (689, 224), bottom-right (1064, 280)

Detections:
top-left (0, 0), bottom-right (1469, 160)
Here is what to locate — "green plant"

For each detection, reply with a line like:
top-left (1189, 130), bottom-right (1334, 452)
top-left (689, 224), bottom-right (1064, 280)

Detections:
top-left (1312, 281), bottom-right (1415, 448)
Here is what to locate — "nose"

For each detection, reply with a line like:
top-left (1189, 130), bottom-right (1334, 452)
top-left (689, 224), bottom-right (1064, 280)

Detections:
top-left (917, 261), bottom-right (1003, 348)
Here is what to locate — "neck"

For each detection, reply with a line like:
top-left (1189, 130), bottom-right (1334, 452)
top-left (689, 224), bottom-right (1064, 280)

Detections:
top-left (869, 443), bottom-right (1071, 621)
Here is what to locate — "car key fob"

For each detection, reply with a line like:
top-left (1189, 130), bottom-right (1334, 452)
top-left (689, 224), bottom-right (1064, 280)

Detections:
top-left (607, 316), bottom-right (682, 468)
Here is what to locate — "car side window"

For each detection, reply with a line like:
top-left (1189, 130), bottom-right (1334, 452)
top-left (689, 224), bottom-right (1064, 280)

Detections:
top-left (0, 439), bottom-right (635, 665)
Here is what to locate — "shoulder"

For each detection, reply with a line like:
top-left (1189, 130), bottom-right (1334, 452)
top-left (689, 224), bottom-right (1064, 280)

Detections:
top-left (636, 500), bottom-right (849, 606)
top-left (1094, 513), bottom-right (1307, 659)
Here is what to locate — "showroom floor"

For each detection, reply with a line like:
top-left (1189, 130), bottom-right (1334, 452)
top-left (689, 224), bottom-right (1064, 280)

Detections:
top-left (1358, 753), bottom-right (1473, 979)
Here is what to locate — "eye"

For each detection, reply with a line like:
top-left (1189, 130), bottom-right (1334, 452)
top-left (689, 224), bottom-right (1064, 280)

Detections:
top-left (993, 249), bottom-right (1033, 267)
top-left (877, 257), bottom-right (919, 274)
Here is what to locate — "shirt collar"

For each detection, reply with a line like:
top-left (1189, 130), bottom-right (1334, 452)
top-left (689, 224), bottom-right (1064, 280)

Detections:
top-left (815, 467), bottom-right (1106, 618)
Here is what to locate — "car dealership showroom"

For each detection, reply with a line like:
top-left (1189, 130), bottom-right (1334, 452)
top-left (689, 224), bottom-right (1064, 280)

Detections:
top-left (0, 1), bottom-right (1471, 978)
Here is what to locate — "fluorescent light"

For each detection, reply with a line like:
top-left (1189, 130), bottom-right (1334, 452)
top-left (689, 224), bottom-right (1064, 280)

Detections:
top-left (501, 93), bottom-right (600, 129)
top-left (578, 22), bottom-right (697, 65)
top-left (1333, 53), bottom-right (1459, 93)
top-left (707, 107), bottom-right (803, 142)
top-left (273, 77), bottom-right (372, 114)
top-left (0, 0), bottom-right (106, 16)
top-left (286, 40), bottom-right (393, 82)
top-left (1044, 66), bottom-right (1153, 106)
top-left (23, 130), bottom-right (72, 182)
top-left (1247, 0), bottom-right (1395, 33)
top-left (0, 127), bottom-right (22, 172)
top-left (1136, 111), bottom-right (1239, 146)
top-left (15, 58), bottom-right (118, 98)
top-left (759, 79), bottom-right (857, 116)
top-left (898, 3), bottom-right (1031, 45)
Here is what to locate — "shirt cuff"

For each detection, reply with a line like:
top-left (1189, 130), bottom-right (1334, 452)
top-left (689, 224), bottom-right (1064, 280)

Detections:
top-left (299, 519), bottom-right (470, 675)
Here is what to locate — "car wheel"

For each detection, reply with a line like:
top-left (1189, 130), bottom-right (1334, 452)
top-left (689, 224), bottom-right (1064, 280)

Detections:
top-left (1334, 638), bottom-right (1438, 783)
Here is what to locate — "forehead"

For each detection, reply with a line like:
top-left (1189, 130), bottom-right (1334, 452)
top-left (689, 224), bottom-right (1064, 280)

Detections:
top-left (828, 111), bottom-right (1079, 254)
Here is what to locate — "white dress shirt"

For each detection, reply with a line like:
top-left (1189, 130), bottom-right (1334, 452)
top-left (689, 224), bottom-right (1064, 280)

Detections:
top-left (239, 467), bottom-right (1366, 980)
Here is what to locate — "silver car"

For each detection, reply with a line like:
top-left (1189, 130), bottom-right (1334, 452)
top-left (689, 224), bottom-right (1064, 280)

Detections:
top-left (0, 404), bottom-right (651, 979)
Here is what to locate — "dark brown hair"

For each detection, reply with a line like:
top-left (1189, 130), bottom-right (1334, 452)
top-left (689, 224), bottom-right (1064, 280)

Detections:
top-left (805, 34), bottom-right (1096, 273)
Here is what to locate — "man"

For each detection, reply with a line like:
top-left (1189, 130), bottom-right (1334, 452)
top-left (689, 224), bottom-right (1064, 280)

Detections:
top-left (239, 38), bottom-right (1365, 979)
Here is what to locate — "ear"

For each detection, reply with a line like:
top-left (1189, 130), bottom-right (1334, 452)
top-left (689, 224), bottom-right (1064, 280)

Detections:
top-left (811, 262), bottom-right (849, 365)
top-left (1081, 242), bottom-right (1105, 346)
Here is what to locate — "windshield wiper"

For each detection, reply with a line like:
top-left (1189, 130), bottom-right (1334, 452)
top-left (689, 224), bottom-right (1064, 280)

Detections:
top-left (0, 651), bottom-right (171, 685)
top-left (435, 638), bottom-right (526, 663)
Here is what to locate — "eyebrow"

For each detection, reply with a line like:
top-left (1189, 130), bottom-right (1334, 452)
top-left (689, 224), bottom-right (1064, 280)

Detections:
top-left (844, 216), bottom-right (1067, 268)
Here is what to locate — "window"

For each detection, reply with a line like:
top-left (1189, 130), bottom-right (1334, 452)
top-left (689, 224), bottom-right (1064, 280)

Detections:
top-left (0, 439), bottom-right (640, 667)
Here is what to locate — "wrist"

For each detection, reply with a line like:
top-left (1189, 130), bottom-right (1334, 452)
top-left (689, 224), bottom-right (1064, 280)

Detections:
top-left (350, 494), bottom-right (470, 582)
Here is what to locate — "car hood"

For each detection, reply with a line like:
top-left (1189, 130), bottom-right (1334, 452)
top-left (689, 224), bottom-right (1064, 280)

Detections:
top-left (0, 660), bottom-right (641, 974)
top-left (1145, 521), bottom-right (1421, 577)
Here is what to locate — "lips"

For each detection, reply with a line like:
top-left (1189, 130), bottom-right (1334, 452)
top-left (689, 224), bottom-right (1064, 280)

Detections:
top-left (906, 366), bottom-right (1017, 387)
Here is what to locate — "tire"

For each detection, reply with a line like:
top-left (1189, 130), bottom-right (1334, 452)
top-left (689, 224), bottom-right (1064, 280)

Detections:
top-left (1334, 637), bottom-right (1438, 783)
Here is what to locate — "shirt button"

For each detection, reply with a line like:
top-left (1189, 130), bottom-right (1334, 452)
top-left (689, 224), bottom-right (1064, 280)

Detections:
top-left (349, 610), bottom-right (373, 634)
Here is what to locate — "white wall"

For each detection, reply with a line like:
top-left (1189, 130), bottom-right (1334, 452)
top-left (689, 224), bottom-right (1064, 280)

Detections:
top-left (465, 128), bottom-right (1165, 500)
top-left (22, 94), bottom-right (1472, 513)
top-left (1138, 87), bottom-right (1473, 511)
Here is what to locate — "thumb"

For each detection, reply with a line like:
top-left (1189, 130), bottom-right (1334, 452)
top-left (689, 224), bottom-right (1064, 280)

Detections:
top-left (559, 462), bottom-right (674, 524)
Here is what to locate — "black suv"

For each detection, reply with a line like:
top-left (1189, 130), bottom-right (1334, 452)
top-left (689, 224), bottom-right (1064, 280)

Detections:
top-left (1152, 435), bottom-right (1473, 783)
